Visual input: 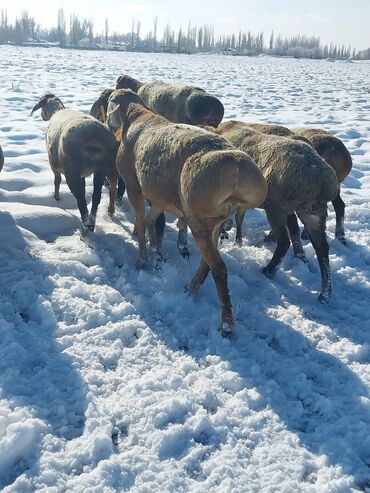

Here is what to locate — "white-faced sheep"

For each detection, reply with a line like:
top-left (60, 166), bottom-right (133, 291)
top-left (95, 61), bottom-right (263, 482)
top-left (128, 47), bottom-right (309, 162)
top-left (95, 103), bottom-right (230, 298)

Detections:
top-left (214, 121), bottom-right (339, 303)
top-left (106, 89), bottom-right (267, 335)
top-left (248, 123), bottom-right (352, 244)
top-left (31, 94), bottom-right (118, 233)
top-left (115, 75), bottom-right (224, 127)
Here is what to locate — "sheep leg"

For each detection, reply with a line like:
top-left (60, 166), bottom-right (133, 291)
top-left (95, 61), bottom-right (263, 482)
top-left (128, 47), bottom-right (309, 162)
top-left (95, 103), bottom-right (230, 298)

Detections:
top-left (106, 171), bottom-right (118, 216)
top-left (177, 218), bottom-right (189, 258)
top-left (262, 209), bottom-right (290, 276)
top-left (155, 212), bottom-right (166, 250)
top-left (65, 173), bottom-right (89, 233)
top-left (190, 222), bottom-right (234, 336)
top-left (146, 205), bottom-right (164, 260)
top-left (53, 171), bottom-right (61, 201)
top-left (127, 189), bottom-right (147, 268)
top-left (287, 213), bottom-right (307, 263)
top-left (87, 172), bottom-right (105, 231)
top-left (187, 258), bottom-right (210, 293)
top-left (332, 191), bottom-right (346, 244)
top-left (297, 209), bottom-right (331, 303)
top-left (235, 209), bottom-right (246, 246)
top-left (116, 178), bottom-right (126, 203)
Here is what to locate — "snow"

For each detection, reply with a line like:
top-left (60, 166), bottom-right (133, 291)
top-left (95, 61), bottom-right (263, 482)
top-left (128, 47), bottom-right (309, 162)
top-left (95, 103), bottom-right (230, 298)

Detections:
top-left (0, 45), bottom-right (370, 492)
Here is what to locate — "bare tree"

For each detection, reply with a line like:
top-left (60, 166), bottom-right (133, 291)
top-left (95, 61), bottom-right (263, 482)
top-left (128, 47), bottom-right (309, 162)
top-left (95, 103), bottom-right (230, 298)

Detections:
top-left (105, 17), bottom-right (109, 45)
top-left (136, 20), bottom-right (141, 47)
top-left (57, 8), bottom-right (66, 46)
top-left (153, 16), bottom-right (157, 51)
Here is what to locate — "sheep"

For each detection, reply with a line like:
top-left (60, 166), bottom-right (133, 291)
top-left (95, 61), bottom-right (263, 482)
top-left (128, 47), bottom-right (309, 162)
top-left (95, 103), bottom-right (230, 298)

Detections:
top-left (214, 121), bottom-right (339, 303)
top-left (293, 127), bottom-right (352, 243)
top-left (116, 74), bottom-right (224, 127)
top-left (106, 89), bottom-right (267, 335)
top-left (90, 88), bottom-right (126, 202)
top-left (31, 94), bottom-right (118, 234)
top-left (248, 123), bottom-right (352, 244)
top-left (90, 88), bottom-right (167, 248)
top-left (0, 145), bottom-right (3, 172)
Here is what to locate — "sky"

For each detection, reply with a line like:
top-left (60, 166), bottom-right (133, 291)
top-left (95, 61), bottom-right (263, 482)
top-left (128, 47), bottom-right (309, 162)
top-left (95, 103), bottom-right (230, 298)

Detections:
top-left (1, 0), bottom-right (370, 50)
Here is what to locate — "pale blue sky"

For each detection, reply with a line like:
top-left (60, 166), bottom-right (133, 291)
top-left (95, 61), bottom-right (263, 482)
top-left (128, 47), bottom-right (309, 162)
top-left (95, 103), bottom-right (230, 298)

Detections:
top-left (2, 0), bottom-right (370, 49)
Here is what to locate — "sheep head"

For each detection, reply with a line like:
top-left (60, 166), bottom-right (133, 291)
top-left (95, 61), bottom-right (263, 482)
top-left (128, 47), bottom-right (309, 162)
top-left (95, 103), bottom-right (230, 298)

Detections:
top-left (106, 89), bottom-right (145, 141)
top-left (30, 94), bottom-right (65, 120)
top-left (185, 92), bottom-right (224, 127)
top-left (90, 88), bottom-right (114, 123)
top-left (115, 74), bottom-right (143, 92)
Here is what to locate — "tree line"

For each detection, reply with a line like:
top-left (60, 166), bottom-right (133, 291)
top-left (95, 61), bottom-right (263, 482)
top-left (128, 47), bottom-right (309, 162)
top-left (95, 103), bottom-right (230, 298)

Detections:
top-left (1, 9), bottom-right (369, 60)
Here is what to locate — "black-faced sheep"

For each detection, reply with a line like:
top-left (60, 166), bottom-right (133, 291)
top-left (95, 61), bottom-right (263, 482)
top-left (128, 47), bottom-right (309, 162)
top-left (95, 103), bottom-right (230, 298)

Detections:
top-left (106, 89), bottom-right (267, 335)
top-left (248, 123), bottom-right (352, 244)
top-left (90, 88), bottom-right (126, 202)
top-left (116, 74), bottom-right (224, 127)
top-left (31, 94), bottom-right (118, 233)
top-left (215, 121), bottom-right (339, 303)
top-left (90, 88), bottom-right (167, 247)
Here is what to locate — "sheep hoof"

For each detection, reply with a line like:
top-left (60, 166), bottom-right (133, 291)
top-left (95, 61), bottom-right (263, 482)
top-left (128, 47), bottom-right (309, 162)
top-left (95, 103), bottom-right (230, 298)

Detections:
top-left (220, 230), bottom-right (229, 242)
top-left (107, 206), bottom-right (115, 217)
top-left (185, 282), bottom-right (199, 295)
top-left (262, 266), bottom-right (276, 278)
top-left (152, 247), bottom-right (164, 266)
top-left (235, 237), bottom-right (243, 247)
top-left (219, 321), bottom-right (234, 338)
top-left (132, 227), bottom-right (138, 237)
top-left (135, 257), bottom-right (146, 269)
top-left (54, 194), bottom-right (60, 201)
top-left (318, 292), bottom-right (330, 304)
top-left (178, 247), bottom-right (190, 259)
top-left (336, 235), bottom-right (346, 246)
top-left (80, 223), bottom-right (89, 236)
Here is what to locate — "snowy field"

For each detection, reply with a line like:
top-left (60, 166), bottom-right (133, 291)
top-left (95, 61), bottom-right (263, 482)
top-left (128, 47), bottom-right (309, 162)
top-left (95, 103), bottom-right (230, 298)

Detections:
top-left (1, 45), bottom-right (370, 492)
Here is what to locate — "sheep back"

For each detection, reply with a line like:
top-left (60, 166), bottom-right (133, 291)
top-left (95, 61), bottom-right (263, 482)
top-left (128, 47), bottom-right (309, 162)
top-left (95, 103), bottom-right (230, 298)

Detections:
top-left (294, 128), bottom-right (353, 183)
top-left (123, 119), bottom-right (264, 216)
top-left (217, 122), bottom-right (339, 212)
top-left (46, 109), bottom-right (117, 175)
top-left (138, 82), bottom-right (224, 126)
top-left (248, 123), bottom-right (293, 137)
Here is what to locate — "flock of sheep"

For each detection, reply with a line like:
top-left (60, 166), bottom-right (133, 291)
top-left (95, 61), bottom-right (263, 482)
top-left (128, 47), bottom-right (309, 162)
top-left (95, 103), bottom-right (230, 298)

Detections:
top-left (1, 74), bottom-right (353, 337)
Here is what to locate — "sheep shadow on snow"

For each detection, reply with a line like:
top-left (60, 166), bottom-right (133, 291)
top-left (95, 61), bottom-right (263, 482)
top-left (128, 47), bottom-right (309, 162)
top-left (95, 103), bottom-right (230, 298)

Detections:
top-left (90, 211), bottom-right (370, 490)
top-left (0, 213), bottom-right (87, 489)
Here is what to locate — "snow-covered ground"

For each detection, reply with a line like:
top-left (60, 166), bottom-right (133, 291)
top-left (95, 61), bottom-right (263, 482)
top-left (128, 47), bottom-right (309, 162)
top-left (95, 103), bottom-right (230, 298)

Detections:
top-left (1, 46), bottom-right (370, 492)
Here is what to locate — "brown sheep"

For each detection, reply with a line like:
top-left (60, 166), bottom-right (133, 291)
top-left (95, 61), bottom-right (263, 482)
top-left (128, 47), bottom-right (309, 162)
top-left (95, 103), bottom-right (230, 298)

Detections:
top-left (214, 121), bottom-right (339, 303)
top-left (248, 123), bottom-right (352, 244)
top-left (31, 94), bottom-right (118, 233)
top-left (116, 74), bottom-right (224, 127)
top-left (106, 89), bottom-right (267, 335)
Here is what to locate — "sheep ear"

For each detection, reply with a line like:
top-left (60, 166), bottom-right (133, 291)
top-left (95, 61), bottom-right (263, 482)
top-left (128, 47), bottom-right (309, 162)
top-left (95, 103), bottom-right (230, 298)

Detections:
top-left (106, 101), bottom-right (120, 118)
top-left (30, 100), bottom-right (44, 116)
top-left (90, 99), bottom-right (102, 119)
